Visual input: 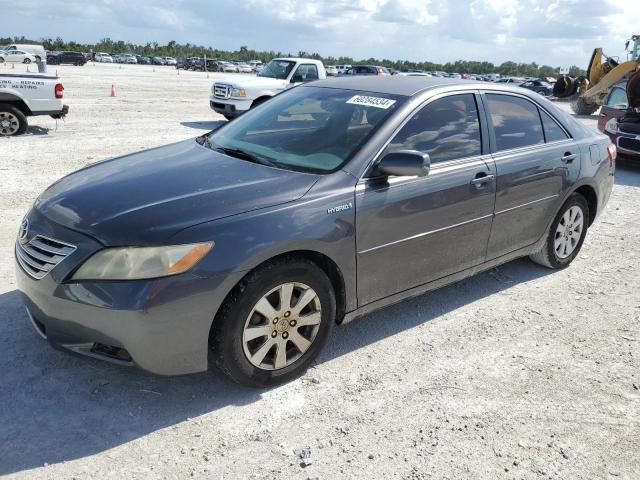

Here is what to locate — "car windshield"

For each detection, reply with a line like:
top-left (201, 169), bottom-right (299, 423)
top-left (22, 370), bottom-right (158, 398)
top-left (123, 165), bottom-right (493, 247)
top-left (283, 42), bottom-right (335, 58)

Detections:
top-left (206, 86), bottom-right (405, 174)
top-left (258, 60), bottom-right (296, 80)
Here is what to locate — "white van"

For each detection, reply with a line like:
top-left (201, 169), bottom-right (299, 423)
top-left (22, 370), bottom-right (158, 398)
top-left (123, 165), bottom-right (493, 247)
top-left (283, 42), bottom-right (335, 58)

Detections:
top-left (2, 44), bottom-right (47, 63)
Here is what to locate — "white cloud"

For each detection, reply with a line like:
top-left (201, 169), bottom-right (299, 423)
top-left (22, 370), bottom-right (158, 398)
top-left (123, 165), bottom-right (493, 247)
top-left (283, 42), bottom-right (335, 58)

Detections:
top-left (1, 0), bottom-right (637, 67)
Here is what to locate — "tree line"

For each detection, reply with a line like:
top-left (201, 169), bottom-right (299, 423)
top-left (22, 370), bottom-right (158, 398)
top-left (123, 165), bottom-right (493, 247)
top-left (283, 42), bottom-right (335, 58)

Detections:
top-left (1, 36), bottom-right (586, 77)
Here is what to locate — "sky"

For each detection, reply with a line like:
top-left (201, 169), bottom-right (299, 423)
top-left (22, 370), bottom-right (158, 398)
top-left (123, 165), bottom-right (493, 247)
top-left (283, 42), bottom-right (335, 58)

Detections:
top-left (2, 0), bottom-right (639, 67)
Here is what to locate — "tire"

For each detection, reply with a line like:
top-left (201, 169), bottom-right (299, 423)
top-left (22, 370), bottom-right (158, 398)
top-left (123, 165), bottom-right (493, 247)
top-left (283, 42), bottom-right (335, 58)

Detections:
top-left (210, 257), bottom-right (336, 388)
top-left (0, 104), bottom-right (28, 136)
top-left (23, 58), bottom-right (31, 64)
top-left (570, 95), bottom-right (599, 115)
top-left (0, 57), bottom-right (4, 63)
top-left (529, 193), bottom-right (589, 269)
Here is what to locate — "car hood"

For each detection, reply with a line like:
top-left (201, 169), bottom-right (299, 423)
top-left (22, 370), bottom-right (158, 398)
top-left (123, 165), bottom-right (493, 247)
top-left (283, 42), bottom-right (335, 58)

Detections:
top-left (216, 76), bottom-right (288, 90)
top-left (627, 71), bottom-right (640, 109)
top-left (35, 139), bottom-right (318, 245)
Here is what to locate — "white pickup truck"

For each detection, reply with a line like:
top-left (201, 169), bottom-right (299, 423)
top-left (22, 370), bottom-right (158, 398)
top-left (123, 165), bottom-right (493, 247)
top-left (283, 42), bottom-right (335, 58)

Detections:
top-left (210, 58), bottom-right (326, 119)
top-left (0, 73), bottom-right (68, 136)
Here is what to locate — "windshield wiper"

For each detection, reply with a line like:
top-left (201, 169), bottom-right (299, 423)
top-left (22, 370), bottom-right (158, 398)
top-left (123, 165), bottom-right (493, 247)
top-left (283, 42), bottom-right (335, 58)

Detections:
top-left (208, 141), bottom-right (277, 167)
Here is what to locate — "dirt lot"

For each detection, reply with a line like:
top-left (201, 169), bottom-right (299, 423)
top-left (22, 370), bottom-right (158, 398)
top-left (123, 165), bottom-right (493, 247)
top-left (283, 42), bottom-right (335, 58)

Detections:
top-left (1, 62), bottom-right (639, 480)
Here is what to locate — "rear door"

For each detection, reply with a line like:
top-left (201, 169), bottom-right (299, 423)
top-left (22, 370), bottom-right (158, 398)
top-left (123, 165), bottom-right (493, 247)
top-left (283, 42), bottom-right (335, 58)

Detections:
top-left (356, 92), bottom-right (496, 305)
top-left (482, 92), bottom-right (579, 259)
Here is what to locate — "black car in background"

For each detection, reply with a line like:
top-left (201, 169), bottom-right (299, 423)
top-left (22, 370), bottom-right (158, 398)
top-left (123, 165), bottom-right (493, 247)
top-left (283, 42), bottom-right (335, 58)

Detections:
top-left (47, 51), bottom-right (87, 66)
top-left (519, 79), bottom-right (554, 96)
top-left (175, 57), bottom-right (185, 69)
top-left (136, 55), bottom-right (151, 65)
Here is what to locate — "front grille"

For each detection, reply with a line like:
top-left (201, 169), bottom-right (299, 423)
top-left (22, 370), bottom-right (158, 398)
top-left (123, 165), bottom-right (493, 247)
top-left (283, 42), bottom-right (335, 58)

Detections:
top-left (618, 136), bottom-right (640, 153)
top-left (15, 235), bottom-right (76, 280)
top-left (214, 84), bottom-right (231, 99)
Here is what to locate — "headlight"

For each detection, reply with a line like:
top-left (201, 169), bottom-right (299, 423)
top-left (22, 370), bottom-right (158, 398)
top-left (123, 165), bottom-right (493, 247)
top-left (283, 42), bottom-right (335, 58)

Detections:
top-left (72, 242), bottom-right (213, 281)
top-left (604, 117), bottom-right (618, 135)
top-left (230, 88), bottom-right (246, 97)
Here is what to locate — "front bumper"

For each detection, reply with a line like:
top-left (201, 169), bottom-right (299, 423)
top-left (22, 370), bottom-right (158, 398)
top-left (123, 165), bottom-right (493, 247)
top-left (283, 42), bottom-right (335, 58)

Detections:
top-left (209, 96), bottom-right (251, 118)
top-left (14, 209), bottom-right (235, 376)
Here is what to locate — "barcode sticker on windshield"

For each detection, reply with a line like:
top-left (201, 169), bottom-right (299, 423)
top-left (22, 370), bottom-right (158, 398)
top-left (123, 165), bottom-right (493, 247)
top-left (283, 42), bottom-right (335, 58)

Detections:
top-left (346, 95), bottom-right (396, 109)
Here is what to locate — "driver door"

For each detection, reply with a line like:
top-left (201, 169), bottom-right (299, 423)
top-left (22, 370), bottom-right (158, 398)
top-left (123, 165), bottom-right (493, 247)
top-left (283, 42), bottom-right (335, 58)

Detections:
top-left (355, 92), bottom-right (496, 305)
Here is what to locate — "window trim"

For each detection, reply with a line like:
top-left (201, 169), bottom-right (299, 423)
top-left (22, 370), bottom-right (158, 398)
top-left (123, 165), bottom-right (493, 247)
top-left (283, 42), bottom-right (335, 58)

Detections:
top-left (362, 90), bottom-right (488, 179)
top-left (479, 91), bottom-right (572, 155)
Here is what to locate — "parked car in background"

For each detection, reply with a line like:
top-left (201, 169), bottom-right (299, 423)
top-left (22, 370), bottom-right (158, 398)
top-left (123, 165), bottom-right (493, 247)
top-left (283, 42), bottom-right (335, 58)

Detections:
top-left (325, 65), bottom-right (338, 76)
top-left (0, 44), bottom-right (46, 62)
top-left (95, 52), bottom-right (113, 63)
top-left (248, 60), bottom-right (263, 72)
top-left (395, 71), bottom-right (432, 77)
top-left (152, 56), bottom-right (166, 65)
top-left (163, 57), bottom-right (177, 66)
top-left (335, 64), bottom-right (352, 74)
top-left (220, 62), bottom-right (238, 73)
top-left (210, 57), bottom-right (326, 119)
top-left (495, 77), bottom-right (523, 84)
top-left (0, 49), bottom-right (37, 64)
top-left (122, 54), bottom-right (137, 64)
top-left (47, 51), bottom-right (87, 66)
top-left (236, 63), bottom-right (253, 73)
top-left (598, 75), bottom-right (640, 163)
top-left (519, 79), bottom-right (554, 96)
top-left (0, 73), bottom-right (68, 136)
top-left (342, 65), bottom-right (390, 76)
top-left (137, 56), bottom-right (152, 65)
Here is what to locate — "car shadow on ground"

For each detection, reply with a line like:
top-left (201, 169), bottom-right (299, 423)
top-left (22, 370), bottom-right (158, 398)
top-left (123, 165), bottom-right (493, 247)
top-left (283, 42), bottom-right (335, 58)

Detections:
top-left (0, 258), bottom-right (552, 474)
top-left (24, 125), bottom-right (51, 136)
top-left (180, 120), bottom-right (226, 131)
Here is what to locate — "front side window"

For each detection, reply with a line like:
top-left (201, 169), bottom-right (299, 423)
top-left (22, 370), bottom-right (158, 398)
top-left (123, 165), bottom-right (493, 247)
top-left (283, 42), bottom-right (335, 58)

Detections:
top-left (207, 86), bottom-right (404, 173)
top-left (387, 93), bottom-right (482, 163)
top-left (606, 87), bottom-right (628, 108)
top-left (485, 94), bottom-right (544, 151)
top-left (294, 64), bottom-right (319, 81)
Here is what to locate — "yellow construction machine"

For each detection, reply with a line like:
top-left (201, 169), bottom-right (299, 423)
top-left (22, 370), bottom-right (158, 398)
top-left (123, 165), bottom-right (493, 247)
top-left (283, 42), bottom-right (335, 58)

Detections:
top-left (554, 35), bottom-right (640, 114)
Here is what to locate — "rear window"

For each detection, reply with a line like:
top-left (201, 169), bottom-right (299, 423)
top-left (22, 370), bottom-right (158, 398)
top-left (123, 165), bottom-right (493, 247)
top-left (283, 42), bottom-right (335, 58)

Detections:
top-left (485, 94), bottom-right (544, 151)
top-left (540, 110), bottom-right (569, 142)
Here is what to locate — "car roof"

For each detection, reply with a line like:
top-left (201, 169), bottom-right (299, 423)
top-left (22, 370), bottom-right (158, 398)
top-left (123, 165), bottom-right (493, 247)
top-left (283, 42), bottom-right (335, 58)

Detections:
top-left (309, 76), bottom-right (559, 98)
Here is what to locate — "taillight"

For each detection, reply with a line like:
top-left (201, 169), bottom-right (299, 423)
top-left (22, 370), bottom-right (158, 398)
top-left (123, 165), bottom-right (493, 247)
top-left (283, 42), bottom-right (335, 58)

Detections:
top-left (607, 143), bottom-right (617, 164)
top-left (55, 83), bottom-right (64, 99)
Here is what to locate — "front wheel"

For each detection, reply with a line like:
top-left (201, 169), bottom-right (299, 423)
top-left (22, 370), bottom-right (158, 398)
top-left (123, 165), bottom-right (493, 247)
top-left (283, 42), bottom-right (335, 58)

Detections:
top-left (23, 58), bottom-right (31, 64)
top-left (210, 258), bottom-right (336, 387)
top-left (530, 193), bottom-right (589, 269)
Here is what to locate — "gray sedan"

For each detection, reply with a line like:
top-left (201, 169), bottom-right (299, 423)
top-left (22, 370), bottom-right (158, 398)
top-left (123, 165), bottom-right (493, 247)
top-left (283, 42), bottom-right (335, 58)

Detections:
top-left (15, 77), bottom-right (615, 387)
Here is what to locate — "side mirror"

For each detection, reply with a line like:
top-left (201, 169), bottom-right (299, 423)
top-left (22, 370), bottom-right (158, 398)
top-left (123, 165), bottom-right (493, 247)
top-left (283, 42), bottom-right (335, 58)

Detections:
top-left (290, 74), bottom-right (304, 83)
top-left (374, 151), bottom-right (430, 178)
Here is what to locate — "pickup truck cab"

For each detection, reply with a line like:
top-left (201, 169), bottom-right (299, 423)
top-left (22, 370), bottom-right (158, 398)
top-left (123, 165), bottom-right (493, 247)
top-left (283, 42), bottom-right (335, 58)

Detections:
top-left (210, 58), bottom-right (326, 119)
top-left (0, 73), bottom-right (68, 136)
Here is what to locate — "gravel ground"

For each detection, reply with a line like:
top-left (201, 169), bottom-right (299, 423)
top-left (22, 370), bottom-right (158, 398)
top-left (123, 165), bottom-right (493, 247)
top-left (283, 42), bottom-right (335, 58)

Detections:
top-left (1, 63), bottom-right (639, 480)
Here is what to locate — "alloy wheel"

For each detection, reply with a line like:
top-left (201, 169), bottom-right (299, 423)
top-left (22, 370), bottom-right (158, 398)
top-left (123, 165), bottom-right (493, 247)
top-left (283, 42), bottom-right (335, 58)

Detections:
top-left (554, 205), bottom-right (584, 259)
top-left (242, 282), bottom-right (322, 370)
top-left (0, 112), bottom-right (20, 136)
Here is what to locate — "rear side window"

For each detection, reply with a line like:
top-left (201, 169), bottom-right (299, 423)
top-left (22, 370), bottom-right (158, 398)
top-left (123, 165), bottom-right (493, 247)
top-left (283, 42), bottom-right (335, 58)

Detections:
top-left (296, 64), bottom-right (319, 81)
top-left (540, 110), bottom-right (569, 142)
top-left (485, 94), bottom-right (544, 151)
top-left (388, 94), bottom-right (482, 163)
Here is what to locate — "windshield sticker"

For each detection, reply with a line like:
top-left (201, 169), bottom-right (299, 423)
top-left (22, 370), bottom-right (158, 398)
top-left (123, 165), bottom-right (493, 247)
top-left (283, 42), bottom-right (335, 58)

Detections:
top-left (346, 95), bottom-right (396, 109)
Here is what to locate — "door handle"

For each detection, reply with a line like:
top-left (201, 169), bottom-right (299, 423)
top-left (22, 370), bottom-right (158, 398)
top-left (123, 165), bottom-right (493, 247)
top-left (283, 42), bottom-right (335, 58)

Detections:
top-left (470, 173), bottom-right (495, 186)
top-left (561, 153), bottom-right (577, 163)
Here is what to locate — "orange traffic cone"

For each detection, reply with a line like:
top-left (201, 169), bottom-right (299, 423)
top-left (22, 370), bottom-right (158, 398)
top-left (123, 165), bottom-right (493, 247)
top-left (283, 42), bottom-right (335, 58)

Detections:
top-left (110, 84), bottom-right (117, 97)
top-left (207, 73), bottom-right (210, 79)
top-left (177, 69), bottom-right (180, 75)
top-left (12, 63), bottom-right (15, 69)
top-left (26, 65), bottom-right (30, 73)
top-left (153, 67), bottom-right (155, 72)
top-left (55, 69), bottom-right (58, 77)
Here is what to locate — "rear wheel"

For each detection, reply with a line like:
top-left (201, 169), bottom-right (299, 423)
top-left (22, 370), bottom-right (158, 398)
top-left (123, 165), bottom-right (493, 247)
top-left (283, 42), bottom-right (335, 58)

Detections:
top-left (0, 104), bottom-right (28, 136)
top-left (530, 193), bottom-right (589, 269)
top-left (210, 258), bottom-right (336, 387)
top-left (23, 58), bottom-right (31, 64)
